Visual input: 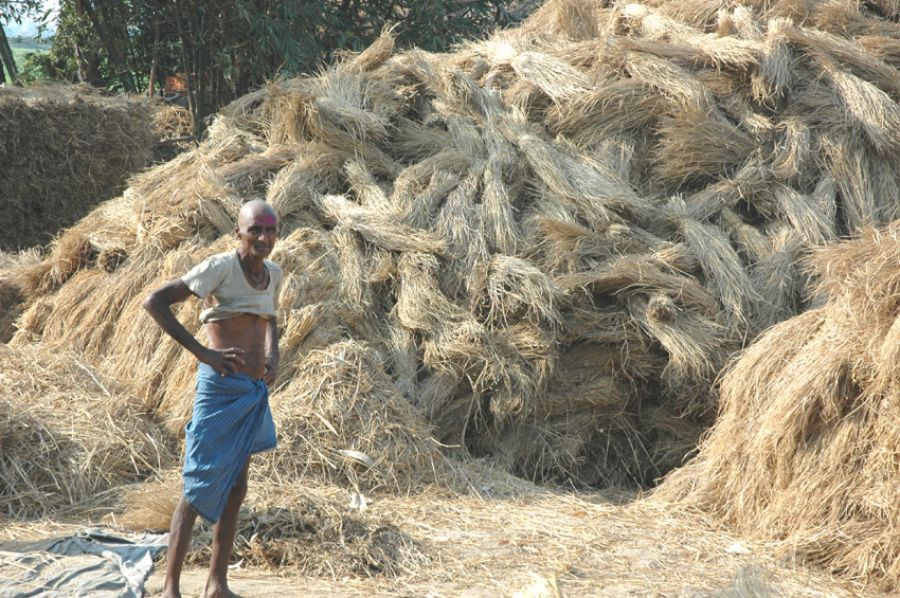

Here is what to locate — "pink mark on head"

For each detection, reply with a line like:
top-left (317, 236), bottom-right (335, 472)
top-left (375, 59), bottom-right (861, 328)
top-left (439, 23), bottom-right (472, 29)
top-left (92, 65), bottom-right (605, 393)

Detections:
top-left (238, 200), bottom-right (279, 231)
top-left (251, 212), bottom-right (278, 227)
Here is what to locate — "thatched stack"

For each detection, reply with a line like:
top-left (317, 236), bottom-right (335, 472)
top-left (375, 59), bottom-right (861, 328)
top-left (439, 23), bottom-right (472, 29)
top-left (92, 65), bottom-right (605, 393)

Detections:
top-left (4, 0), bottom-right (899, 490)
top-left (656, 223), bottom-right (900, 591)
top-left (0, 83), bottom-right (155, 250)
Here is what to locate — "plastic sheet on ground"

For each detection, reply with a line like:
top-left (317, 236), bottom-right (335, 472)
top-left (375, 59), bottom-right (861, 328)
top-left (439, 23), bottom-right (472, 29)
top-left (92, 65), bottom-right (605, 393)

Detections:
top-left (0, 528), bottom-right (167, 598)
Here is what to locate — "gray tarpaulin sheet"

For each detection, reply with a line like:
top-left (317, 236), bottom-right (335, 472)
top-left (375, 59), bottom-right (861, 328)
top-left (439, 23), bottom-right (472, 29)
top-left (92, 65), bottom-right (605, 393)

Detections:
top-left (0, 528), bottom-right (167, 598)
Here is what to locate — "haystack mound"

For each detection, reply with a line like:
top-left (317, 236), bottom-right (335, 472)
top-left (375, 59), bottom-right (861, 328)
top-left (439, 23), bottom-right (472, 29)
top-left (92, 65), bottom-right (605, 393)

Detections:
top-left (0, 83), bottom-right (155, 251)
top-left (0, 344), bottom-right (173, 518)
top-left (6, 0), bottom-right (900, 490)
top-left (151, 103), bottom-right (195, 163)
top-left (656, 222), bottom-right (900, 591)
top-left (260, 341), bottom-right (445, 492)
top-left (0, 250), bottom-right (40, 341)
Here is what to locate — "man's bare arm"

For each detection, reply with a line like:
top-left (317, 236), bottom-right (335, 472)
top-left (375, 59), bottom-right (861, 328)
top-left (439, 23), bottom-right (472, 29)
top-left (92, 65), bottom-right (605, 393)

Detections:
top-left (142, 279), bottom-right (245, 376)
top-left (263, 318), bottom-right (280, 386)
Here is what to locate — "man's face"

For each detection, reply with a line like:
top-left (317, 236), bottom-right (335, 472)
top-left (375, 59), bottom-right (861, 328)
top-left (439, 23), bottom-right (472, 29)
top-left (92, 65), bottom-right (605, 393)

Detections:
top-left (236, 210), bottom-right (278, 258)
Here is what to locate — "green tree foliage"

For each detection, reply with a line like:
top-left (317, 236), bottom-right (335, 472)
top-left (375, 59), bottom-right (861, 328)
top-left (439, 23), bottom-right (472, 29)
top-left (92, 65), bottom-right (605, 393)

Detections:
top-left (0, 0), bottom-right (45, 83)
top-left (22, 1), bottom-right (104, 84)
top-left (41, 0), bottom-right (521, 132)
top-left (0, 0), bottom-right (44, 26)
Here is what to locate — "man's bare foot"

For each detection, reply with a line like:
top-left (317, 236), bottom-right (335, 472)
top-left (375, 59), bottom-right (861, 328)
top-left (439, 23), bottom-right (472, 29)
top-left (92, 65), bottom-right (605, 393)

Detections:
top-left (203, 579), bottom-right (242, 598)
top-left (160, 587), bottom-right (181, 598)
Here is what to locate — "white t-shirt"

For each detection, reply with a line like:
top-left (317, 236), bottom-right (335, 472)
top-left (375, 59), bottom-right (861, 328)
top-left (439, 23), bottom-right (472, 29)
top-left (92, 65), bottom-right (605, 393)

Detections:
top-left (181, 251), bottom-right (283, 323)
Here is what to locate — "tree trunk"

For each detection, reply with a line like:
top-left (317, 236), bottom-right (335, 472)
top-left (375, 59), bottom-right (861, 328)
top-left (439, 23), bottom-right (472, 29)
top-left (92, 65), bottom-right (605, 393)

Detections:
top-left (232, 46), bottom-right (252, 99)
top-left (148, 9), bottom-right (161, 96)
top-left (74, 42), bottom-right (104, 86)
top-left (0, 23), bottom-right (20, 86)
top-left (173, 0), bottom-right (198, 136)
top-left (95, 0), bottom-right (138, 90)
top-left (77, 0), bottom-right (136, 92)
top-left (191, 6), bottom-right (209, 130)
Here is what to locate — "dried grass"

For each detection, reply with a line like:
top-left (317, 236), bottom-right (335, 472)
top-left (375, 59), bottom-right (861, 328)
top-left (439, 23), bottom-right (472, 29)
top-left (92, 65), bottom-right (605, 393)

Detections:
top-left (657, 223), bottom-right (900, 592)
top-left (820, 59), bottom-right (900, 153)
top-left (653, 108), bottom-right (758, 188)
top-left (0, 344), bottom-right (172, 518)
top-left (120, 476), bottom-right (430, 579)
top-left (260, 341), bottom-right (445, 492)
top-left (668, 200), bottom-right (762, 325)
top-left (321, 195), bottom-right (446, 255)
top-left (770, 117), bottom-right (810, 182)
top-left (151, 102), bottom-right (195, 162)
top-left (627, 293), bottom-right (725, 411)
top-left (751, 226), bottom-right (807, 330)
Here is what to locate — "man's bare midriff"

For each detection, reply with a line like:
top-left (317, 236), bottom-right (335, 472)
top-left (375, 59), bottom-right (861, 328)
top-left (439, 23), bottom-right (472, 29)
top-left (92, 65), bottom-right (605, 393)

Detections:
top-left (206, 313), bottom-right (269, 378)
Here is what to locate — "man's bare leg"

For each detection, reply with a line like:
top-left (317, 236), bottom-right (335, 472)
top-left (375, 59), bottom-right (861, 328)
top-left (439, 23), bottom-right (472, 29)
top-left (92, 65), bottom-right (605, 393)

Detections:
top-left (162, 495), bottom-right (199, 598)
top-left (204, 458), bottom-right (251, 598)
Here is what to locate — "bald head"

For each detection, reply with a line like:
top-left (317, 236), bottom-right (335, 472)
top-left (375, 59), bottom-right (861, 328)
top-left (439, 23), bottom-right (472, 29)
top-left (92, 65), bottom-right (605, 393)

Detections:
top-left (238, 200), bottom-right (277, 229)
top-left (235, 200), bottom-right (278, 259)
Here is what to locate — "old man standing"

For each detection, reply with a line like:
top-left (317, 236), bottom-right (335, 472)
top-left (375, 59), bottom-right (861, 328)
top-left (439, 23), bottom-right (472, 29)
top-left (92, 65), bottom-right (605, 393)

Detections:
top-left (143, 199), bottom-right (282, 598)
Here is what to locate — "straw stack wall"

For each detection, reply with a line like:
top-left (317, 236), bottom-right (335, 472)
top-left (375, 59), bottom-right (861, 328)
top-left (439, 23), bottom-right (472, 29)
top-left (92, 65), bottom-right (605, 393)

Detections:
top-left (0, 84), bottom-right (154, 250)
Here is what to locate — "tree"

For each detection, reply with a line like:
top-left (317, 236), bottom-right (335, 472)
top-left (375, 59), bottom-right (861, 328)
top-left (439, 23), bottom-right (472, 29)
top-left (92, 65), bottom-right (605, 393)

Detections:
top-left (22, 1), bottom-right (99, 84)
top-left (0, 21), bottom-right (19, 83)
top-left (41, 0), bottom-right (521, 132)
top-left (1, 0), bottom-right (43, 84)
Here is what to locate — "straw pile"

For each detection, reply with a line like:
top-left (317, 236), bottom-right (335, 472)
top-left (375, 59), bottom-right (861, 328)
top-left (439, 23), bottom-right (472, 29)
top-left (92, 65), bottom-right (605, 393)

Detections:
top-left (0, 83), bottom-right (155, 250)
top-left (6, 0), bottom-right (899, 490)
top-left (0, 250), bottom-right (40, 341)
top-left (151, 103), bottom-right (195, 163)
top-left (657, 223), bottom-right (900, 591)
top-left (119, 475), bottom-right (429, 578)
top-left (259, 341), bottom-right (444, 492)
top-left (189, 484), bottom-right (429, 577)
top-left (0, 344), bottom-right (173, 519)
top-left (152, 103), bottom-right (193, 140)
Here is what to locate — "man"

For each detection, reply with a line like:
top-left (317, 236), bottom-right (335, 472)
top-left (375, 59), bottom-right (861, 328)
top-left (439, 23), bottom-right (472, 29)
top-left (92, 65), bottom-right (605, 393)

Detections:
top-left (143, 200), bottom-right (282, 598)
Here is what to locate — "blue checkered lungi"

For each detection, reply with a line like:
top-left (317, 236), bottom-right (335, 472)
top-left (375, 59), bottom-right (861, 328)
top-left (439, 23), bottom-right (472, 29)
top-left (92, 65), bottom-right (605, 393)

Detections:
top-left (182, 363), bottom-right (276, 523)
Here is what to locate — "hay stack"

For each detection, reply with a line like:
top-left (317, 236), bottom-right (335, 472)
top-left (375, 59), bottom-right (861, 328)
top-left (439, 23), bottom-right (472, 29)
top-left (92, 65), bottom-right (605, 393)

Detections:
top-left (151, 103), bottom-right (195, 163)
top-left (260, 341), bottom-right (445, 492)
top-left (0, 344), bottom-right (173, 518)
top-left (0, 250), bottom-right (40, 342)
top-left (656, 223), bottom-right (900, 591)
top-left (0, 83), bottom-right (155, 251)
top-left (6, 0), bottom-right (899, 489)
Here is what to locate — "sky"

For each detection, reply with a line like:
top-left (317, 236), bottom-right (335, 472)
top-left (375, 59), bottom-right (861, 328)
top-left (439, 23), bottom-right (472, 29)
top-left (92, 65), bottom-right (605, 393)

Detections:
top-left (3, 0), bottom-right (59, 38)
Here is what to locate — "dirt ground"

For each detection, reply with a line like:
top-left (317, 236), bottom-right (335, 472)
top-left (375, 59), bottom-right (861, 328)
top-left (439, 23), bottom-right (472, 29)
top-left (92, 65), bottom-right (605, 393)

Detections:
top-left (138, 487), bottom-right (872, 597)
top-left (0, 463), bottom-right (876, 598)
top-left (6, 472), bottom-right (875, 598)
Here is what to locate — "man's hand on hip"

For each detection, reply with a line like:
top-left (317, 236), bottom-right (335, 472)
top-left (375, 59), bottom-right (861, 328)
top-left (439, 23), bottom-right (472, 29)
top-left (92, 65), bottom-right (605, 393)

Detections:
top-left (200, 347), bottom-right (246, 376)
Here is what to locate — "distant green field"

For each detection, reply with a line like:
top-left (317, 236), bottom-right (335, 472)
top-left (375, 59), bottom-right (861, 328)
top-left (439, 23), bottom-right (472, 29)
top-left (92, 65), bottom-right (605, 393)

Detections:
top-left (12, 47), bottom-right (36, 69)
top-left (9, 38), bottom-right (49, 71)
